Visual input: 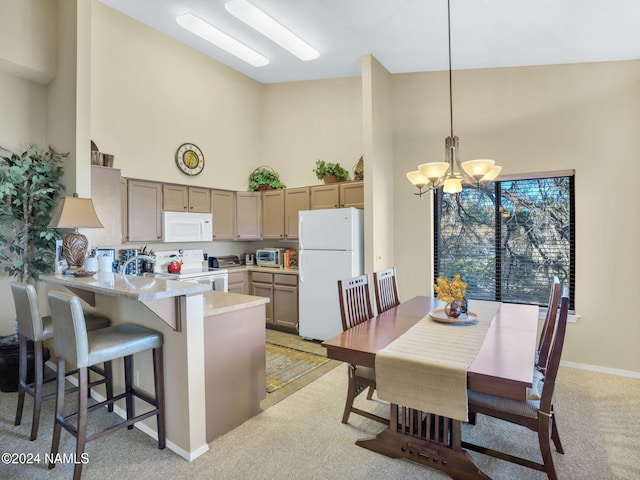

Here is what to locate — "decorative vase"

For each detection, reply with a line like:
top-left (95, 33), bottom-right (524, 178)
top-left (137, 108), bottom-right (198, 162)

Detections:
top-left (444, 300), bottom-right (463, 319)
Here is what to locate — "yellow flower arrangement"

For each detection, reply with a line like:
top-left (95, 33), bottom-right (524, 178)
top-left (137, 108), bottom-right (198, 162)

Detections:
top-left (434, 274), bottom-right (467, 304)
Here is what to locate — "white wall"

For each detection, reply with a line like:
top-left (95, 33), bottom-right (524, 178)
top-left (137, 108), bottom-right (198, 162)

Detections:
top-left (391, 61), bottom-right (640, 373)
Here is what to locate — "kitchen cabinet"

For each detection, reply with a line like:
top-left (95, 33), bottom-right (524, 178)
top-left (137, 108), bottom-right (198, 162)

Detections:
top-left (163, 184), bottom-right (211, 213)
top-left (228, 270), bottom-right (248, 295)
top-left (309, 181), bottom-right (364, 209)
top-left (91, 165), bottom-right (121, 246)
top-left (251, 272), bottom-right (273, 325)
top-left (251, 271), bottom-right (298, 332)
top-left (310, 184), bottom-right (339, 209)
top-left (261, 190), bottom-right (284, 239)
top-left (236, 192), bottom-right (262, 240)
top-left (339, 181), bottom-right (364, 208)
top-left (284, 187), bottom-right (309, 240)
top-left (127, 179), bottom-right (162, 242)
top-left (120, 177), bottom-right (128, 243)
top-left (210, 189), bottom-right (236, 240)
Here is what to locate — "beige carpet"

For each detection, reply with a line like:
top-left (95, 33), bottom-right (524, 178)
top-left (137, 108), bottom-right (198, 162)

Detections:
top-left (1, 364), bottom-right (639, 479)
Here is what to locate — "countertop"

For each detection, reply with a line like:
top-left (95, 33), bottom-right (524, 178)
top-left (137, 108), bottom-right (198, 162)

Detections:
top-left (42, 272), bottom-right (210, 301)
top-left (203, 290), bottom-right (270, 317)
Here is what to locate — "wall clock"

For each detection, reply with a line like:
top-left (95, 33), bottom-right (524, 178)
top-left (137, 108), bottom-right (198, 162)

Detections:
top-left (175, 143), bottom-right (205, 176)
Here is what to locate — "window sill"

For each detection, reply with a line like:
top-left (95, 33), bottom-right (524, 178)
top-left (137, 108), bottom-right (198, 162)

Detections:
top-left (538, 307), bottom-right (580, 323)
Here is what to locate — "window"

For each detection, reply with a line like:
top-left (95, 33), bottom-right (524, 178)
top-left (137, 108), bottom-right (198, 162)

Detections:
top-left (434, 171), bottom-right (575, 309)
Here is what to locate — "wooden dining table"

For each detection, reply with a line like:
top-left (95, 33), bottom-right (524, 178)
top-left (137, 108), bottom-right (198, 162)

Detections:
top-left (322, 296), bottom-right (539, 480)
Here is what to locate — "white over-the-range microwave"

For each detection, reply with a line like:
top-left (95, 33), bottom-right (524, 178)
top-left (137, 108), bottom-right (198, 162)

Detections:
top-left (161, 211), bottom-right (213, 243)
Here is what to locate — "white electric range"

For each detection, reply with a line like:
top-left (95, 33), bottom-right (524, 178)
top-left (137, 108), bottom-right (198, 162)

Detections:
top-left (152, 249), bottom-right (228, 292)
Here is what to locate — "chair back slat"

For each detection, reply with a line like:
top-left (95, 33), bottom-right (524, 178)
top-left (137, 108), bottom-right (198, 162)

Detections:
top-left (373, 267), bottom-right (400, 314)
top-left (338, 275), bottom-right (373, 331)
top-left (538, 276), bottom-right (561, 371)
top-left (540, 286), bottom-right (570, 411)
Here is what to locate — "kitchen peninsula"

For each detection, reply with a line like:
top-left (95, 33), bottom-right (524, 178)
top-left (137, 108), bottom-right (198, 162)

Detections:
top-left (42, 273), bottom-right (269, 460)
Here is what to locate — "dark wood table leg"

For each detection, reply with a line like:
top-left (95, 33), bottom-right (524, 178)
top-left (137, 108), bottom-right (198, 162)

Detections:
top-left (355, 404), bottom-right (491, 480)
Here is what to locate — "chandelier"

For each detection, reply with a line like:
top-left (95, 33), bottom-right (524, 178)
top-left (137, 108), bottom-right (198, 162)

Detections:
top-left (406, 0), bottom-right (501, 196)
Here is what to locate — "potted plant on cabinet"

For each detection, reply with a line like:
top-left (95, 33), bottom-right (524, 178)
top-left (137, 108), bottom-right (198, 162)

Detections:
top-left (0, 144), bottom-right (66, 391)
top-left (248, 166), bottom-right (286, 191)
top-left (313, 159), bottom-right (349, 184)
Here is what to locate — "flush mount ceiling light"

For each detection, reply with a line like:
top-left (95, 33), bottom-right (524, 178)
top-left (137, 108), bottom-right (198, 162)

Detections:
top-left (406, 0), bottom-right (501, 197)
top-left (176, 12), bottom-right (269, 67)
top-left (225, 0), bottom-right (319, 61)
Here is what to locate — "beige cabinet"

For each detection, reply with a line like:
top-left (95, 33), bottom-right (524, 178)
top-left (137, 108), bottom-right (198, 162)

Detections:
top-left (310, 184), bottom-right (339, 209)
top-left (284, 187), bottom-right (309, 240)
top-left (339, 181), bottom-right (364, 208)
top-left (228, 270), bottom-right (248, 295)
top-left (273, 273), bottom-right (299, 331)
top-left (251, 272), bottom-right (273, 325)
top-left (120, 177), bottom-right (128, 243)
top-left (251, 271), bottom-right (298, 332)
top-left (210, 189), bottom-right (236, 240)
top-left (163, 184), bottom-right (211, 213)
top-left (236, 192), bottom-right (262, 240)
top-left (91, 166), bottom-right (121, 246)
top-left (127, 179), bottom-right (162, 242)
top-left (310, 181), bottom-right (364, 209)
top-left (261, 190), bottom-right (284, 240)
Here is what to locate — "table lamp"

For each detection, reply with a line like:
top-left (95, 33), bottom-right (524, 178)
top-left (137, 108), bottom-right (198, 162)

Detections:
top-left (48, 193), bottom-right (104, 268)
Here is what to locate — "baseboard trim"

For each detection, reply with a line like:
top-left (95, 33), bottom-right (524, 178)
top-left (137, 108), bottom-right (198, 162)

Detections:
top-left (46, 360), bottom-right (210, 461)
top-left (561, 360), bottom-right (640, 379)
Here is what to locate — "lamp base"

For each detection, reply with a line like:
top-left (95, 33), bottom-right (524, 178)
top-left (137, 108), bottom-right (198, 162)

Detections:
top-left (63, 232), bottom-right (89, 267)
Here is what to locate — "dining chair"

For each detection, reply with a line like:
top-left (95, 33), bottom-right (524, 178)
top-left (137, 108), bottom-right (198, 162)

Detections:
top-left (337, 275), bottom-right (388, 425)
top-left (463, 286), bottom-right (570, 480)
top-left (373, 267), bottom-right (400, 314)
top-left (537, 276), bottom-right (561, 372)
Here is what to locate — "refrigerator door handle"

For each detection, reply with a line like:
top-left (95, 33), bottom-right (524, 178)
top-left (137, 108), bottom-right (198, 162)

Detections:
top-left (298, 250), bottom-right (304, 283)
top-left (298, 216), bottom-right (304, 250)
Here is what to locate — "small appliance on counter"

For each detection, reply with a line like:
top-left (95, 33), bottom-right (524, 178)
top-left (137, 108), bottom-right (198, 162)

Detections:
top-left (209, 255), bottom-right (242, 269)
top-left (244, 253), bottom-right (255, 266)
top-left (255, 248), bottom-right (285, 268)
top-left (153, 249), bottom-right (229, 291)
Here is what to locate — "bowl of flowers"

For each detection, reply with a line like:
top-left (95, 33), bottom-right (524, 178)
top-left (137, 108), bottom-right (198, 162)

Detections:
top-left (433, 274), bottom-right (468, 319)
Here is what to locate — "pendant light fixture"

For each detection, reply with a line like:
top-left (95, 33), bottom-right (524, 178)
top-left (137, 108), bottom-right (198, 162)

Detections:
top-left (406, 0), bottom-right (501, 197)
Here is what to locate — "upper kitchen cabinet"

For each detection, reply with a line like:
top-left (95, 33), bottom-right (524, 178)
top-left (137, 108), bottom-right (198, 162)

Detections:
top-left (120, 177), bottom-right (128, 244)
top-left (284, 187), bottom-right (309, 240)
top-left (236, 192), bottom-right (262, 240)
top-left (91, 166), bottom-right (121, 246)
top-left (309, 181), bottom-right (364, 209)
top-left (310, 184), bottom-right (339, 209)
top-left (262, 190), bottom-right (284, 240)
top-left (127, 179), bottom-right (162, 242)
top-left (163, 184), bottom-right (211, 213)
top-left (211, 189), bottom-right (236, 240)
top-left (339, 181), bottom-right (364, 208)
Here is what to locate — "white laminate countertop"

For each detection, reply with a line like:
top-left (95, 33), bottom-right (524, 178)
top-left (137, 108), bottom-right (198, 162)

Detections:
top-left (42, 272), bottom-right (210, 301)
top-left (203, 290), bottom-right (270, 317)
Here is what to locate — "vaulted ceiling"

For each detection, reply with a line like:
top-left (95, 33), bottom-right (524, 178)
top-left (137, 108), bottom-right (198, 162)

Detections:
top-left (98, 0), bottom-right (640, 84)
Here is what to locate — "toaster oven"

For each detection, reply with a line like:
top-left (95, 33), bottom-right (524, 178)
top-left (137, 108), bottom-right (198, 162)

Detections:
top-left (255, 248), bottom-right (284, 267)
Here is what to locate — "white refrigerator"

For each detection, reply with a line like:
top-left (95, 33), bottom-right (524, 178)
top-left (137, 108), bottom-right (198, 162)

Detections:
top-left (298, 208), bottom-right (364, 341)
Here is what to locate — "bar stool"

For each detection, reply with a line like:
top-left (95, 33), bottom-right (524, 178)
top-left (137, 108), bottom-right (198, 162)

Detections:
top-left (47, 290), bottom-right (165, 480)
top-left (11, 282), bottom-right (112, 441)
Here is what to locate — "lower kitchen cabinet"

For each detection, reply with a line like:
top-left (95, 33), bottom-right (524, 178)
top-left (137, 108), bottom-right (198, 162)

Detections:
top-left (251, 271), bottom-right (298, 332)
top-left (228, 270), bottom-right (248, 295)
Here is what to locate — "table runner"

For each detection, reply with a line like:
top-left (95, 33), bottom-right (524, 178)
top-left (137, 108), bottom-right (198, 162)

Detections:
top-left (375, 300), bottom-right (501, 422)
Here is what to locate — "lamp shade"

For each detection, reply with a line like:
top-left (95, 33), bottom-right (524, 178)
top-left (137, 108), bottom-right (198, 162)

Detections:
top-left (461, 159), bottom-right (495, 181)
top-left (406, 170), bottom-right (429, 188)
top-left (443, 177), bottom-right (463, 194)
top-left (48, 195), bottom-right (104, 229)
top-left (418, 162), bottom-right (450, 183)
